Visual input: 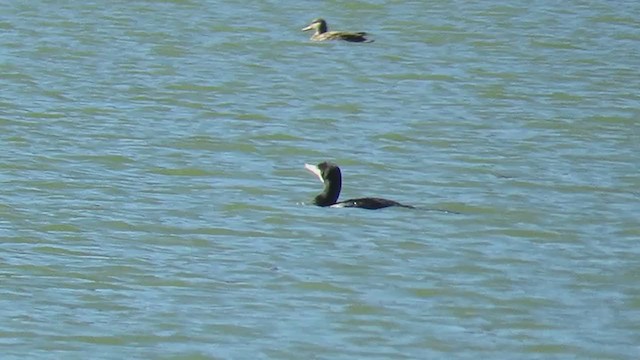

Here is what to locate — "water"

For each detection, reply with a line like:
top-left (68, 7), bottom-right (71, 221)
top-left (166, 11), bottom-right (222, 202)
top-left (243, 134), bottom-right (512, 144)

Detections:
top-left (1, 0), bottom-right (639, 358)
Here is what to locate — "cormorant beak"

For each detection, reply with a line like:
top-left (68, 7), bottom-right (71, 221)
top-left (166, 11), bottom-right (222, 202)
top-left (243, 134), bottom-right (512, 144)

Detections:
top-left (304, 163), bottom-right (324, 183)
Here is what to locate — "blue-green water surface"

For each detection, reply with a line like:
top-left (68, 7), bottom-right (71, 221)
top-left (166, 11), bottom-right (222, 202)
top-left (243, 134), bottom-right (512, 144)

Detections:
top-left (1, 1), bottom-right (639, 359)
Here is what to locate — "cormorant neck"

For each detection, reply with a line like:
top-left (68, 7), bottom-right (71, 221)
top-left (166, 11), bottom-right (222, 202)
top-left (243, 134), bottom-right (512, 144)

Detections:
top-left (314, 173), bottom-right (341, 206)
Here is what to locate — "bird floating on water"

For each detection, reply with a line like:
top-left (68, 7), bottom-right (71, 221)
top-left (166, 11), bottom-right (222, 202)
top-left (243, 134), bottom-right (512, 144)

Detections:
top-left (304, 162), bottom-right (413, 210)
top-left (302, 18), bottom-right (373, 43)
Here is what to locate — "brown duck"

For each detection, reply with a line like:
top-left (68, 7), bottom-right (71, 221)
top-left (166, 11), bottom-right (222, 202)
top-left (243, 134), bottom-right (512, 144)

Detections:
top-left (302, 18), bottom-right (373, 43)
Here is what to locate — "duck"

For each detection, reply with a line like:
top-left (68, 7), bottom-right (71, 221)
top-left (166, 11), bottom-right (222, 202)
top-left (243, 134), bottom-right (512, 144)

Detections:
top-left (302, 18), bottom-right (373, 43)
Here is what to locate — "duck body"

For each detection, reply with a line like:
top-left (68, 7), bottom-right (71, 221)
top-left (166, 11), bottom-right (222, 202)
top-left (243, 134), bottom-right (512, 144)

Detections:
top-left (302, 18), bottom-right (373, 43)
top-left (304, 162), bottom-right (413, 210)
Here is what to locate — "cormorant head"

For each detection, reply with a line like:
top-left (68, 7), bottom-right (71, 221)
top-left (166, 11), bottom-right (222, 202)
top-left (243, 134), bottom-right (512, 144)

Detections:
top-left (304, 161), bottom-right (342, 206)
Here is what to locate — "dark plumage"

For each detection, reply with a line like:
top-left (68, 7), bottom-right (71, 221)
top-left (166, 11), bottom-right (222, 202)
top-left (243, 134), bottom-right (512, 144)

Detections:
top-left (304, 162), bottom-right (413, 210)
top-left (302, 18), bottom-right (373, 43)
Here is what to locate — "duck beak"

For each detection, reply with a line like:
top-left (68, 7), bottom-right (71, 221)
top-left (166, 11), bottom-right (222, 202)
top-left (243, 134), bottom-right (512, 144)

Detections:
top-left (304, 163), bottom-right (323, 183)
